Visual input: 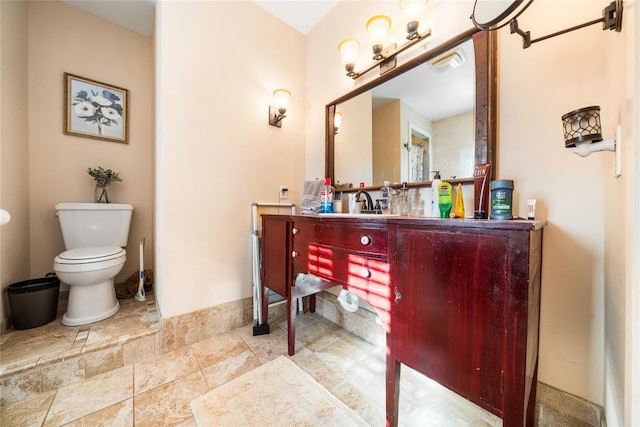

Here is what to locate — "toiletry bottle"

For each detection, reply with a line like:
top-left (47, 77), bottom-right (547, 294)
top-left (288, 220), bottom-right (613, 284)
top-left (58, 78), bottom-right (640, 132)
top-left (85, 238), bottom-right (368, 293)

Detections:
top-left (389, 188), bottom-right (400, 214)
top-left (380, 181), bottom-right (391, 213)
top-left (454, 183), bottom-right (465, 218)
top-left (474, 163), bottom-right (492, 219)
top-left (490, 179), bottom-right (514, 220)
top-left (320, 177), bottom-right (335, 213)
top-left (431, 171), bottom-right (442, 218)
top-left (399, 182), bottom-right (410, 216)
top-left (438, 182), bottom-right (453, 218)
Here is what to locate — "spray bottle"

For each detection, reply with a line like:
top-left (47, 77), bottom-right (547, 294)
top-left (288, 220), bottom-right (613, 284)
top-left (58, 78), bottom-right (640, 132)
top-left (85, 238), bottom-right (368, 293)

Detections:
top-left (320, 177), bottom-right (335, 213)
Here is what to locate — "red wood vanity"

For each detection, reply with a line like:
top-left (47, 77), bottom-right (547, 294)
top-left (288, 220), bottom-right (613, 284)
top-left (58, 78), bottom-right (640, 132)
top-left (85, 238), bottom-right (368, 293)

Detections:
top-left (261, 214), bottom-right (545, 427)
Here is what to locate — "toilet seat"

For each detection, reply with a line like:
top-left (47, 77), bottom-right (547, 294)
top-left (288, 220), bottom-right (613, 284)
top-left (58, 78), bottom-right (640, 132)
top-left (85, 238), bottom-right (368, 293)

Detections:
top-left (56, 246), bottom-right (124, 264)
top-left (54, 246), bottom-right (126, 273)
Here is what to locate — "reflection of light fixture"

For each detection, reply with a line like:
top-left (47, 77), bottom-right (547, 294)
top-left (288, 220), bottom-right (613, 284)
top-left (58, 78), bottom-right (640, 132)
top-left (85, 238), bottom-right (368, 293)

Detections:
top-left (337, 1), bottom-right (432, 80)
top-left (429, 47), bottom-right (466, 73)
top-left (471, 0), bottom-right (623, 49)
top-left (400, 0), bottom-right (428, 40)
top-left (367, 15), bottom-right (392, 60)
top-left (334, 112), bottom-right (342, 135)
top-left (562, 106), bottom-right (622, 177)
top-left (269, 88), bottom-right (291, 128)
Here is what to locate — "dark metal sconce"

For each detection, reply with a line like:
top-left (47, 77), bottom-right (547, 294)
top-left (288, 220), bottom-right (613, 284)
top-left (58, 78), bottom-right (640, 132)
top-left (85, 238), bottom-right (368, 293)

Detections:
top-left (472, 0), bottom-right (623, 49)
top-left (562, 105), bottom-right (622, 177)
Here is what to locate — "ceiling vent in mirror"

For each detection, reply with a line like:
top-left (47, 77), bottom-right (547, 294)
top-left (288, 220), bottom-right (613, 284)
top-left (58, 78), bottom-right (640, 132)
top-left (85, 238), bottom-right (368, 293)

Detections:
top-left (428, 48), bottom-right (466, 73)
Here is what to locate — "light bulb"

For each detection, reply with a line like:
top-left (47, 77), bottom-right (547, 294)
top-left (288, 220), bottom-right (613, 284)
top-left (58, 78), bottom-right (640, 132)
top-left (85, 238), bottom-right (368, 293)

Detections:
top-left (400, 0), bottom-right (428, 39)
top-left (273, 89), bottom-right (291, 110)
top-left (338, 38), bottom-right (360, 66)
top-left (366, 15), bottom-right (391, 44)
top-left (334, 112), bottom-right (342, 129)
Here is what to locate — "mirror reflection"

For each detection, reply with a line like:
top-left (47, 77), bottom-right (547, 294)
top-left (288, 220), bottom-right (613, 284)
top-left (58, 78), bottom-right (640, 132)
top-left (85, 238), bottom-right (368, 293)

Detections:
top-left (334, 39), bottom-right (475, 189)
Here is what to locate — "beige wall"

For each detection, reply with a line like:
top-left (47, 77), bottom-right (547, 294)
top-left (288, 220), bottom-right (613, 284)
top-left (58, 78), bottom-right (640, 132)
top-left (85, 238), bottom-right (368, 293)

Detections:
top-left (26, 1), bottom-right (154, 289)
top-left (373, 100), bottom-right (400, 184)
top-left (334, 91), bottom-right (373, 186)
top-left (499, 2), bottom-right (608, 403)
top-left (155, 1), bottom-right (306, 318)
top-left (0, 1), bottom-right (30, 332)
top-left (432, 111), bottom-right (474, 179)
top-left (603, 2), bottom-right (639, 426)
top-left (306, 0), bottom-right (638, 416)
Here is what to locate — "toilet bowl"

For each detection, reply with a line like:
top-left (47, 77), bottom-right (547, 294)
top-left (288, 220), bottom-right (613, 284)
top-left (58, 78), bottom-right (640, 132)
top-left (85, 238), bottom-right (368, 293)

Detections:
top-left (53, 202), bottom-right (133, 327)
top-left (54, 246), bottom-right (126, 326)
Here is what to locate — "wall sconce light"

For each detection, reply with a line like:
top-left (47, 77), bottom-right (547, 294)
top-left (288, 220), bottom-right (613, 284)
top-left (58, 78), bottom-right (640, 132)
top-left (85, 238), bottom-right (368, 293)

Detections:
top-left (269, 88), bottom-right (291, 128)
top-left (471, 0), bottom-right (623, 49)
top-left (338, 38), bottom-right (360, 78)
top-left (400, 0), bottom-right (428, 40)
top-left (334, 112), bottom-right (343, 135)
top-left (367, 15), bottom-right (392, 60)
top-left (338, 0), bottom-right (432, 80)
top-left (562, 105), bottom-right (622, 177)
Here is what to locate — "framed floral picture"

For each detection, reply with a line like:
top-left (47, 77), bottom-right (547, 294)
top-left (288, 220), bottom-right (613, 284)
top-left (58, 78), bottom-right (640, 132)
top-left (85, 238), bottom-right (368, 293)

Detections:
top-left (64, 73), bottom-right (129, 143)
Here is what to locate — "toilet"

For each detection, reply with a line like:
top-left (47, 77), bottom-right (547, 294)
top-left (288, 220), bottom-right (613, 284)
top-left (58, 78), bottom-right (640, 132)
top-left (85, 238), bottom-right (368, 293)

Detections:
top-left (53, 202), bottom-right (133, 326)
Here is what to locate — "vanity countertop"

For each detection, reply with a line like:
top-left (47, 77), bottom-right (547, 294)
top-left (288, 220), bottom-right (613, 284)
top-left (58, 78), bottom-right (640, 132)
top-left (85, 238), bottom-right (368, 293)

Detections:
top-left (311, 213), bottom-right (547, 230)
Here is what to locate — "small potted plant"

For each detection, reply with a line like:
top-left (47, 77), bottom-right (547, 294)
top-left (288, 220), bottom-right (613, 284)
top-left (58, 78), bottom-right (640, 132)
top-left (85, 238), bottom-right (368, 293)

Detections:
top-left (87, 167), bottom-right (122, 203)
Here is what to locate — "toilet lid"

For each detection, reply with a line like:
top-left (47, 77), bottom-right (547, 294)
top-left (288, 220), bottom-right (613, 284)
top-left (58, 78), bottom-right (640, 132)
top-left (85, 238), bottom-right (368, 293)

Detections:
top-left (56, 246), bottom-right (125, 264)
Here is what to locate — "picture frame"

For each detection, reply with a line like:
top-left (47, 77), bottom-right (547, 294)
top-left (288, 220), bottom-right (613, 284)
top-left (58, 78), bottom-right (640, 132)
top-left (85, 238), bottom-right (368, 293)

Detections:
top-left (64, 73), bottom-right (129, 143)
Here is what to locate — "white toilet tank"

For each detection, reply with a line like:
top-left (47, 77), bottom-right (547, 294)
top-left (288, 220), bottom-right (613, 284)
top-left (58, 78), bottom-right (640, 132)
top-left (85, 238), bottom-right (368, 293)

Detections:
top-left (56, 203), bottom-right (133, 249)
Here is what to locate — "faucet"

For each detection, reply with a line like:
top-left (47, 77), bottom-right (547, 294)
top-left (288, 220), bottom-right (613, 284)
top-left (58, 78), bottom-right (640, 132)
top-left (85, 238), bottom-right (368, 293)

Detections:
top-left (354, 190), bottom-right (381, 214)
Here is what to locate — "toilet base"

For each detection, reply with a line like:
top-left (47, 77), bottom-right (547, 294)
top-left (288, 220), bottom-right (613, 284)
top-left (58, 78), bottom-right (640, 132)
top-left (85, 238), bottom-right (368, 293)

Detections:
top-left (62, 279), bottom-right (120, 326)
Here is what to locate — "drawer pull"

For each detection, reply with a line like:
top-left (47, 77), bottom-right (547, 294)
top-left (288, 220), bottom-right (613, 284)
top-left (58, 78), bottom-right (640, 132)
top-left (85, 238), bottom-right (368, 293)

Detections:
top-left (360, 235), bottom-right (372, 245)
top-left (291, 251), bottom-right (298, 258)
top-left (292, 228), bottom-right (299, 235)
top-left (394, 287), bottom-right (402, 303)
top-left (360, 268), bottom-right (372, 279)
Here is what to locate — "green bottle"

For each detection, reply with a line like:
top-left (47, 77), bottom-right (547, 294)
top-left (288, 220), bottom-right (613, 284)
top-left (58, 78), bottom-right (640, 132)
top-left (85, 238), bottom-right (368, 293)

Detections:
top-left (438, 182), bottom-right (453, 218)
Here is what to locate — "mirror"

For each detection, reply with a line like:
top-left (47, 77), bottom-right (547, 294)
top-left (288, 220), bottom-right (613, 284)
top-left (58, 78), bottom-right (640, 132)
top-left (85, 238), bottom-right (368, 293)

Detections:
top-left (325, 28), bottom-right (497, 191)
top-left (471, 0), bottom-right (532, 30)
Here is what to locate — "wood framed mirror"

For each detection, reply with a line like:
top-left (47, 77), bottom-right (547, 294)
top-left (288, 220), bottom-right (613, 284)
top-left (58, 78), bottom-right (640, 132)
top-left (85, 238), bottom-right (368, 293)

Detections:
top-left (325, 28), bottom-right (497, 191)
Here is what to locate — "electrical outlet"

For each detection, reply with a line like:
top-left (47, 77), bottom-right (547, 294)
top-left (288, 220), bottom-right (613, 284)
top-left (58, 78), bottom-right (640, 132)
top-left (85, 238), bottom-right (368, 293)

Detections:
top-left (279, 186), bottom-right (288, 199)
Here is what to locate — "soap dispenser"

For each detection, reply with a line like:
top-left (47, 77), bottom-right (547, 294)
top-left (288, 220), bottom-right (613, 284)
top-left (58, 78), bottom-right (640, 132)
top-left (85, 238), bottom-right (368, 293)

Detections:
top-left (380, 181), bottom-right (392, 213)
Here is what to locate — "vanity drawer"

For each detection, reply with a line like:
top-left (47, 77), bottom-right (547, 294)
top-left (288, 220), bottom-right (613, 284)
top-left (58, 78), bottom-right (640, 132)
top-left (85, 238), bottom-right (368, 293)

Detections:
top-left (291, 242), bottom-right (389, 290)
top-left (291, 220), bottom-right (387, 256)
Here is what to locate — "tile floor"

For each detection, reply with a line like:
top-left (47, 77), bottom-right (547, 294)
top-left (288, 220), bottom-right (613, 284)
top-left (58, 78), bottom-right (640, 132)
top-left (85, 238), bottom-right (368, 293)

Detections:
top-left (1, 297), bottom-right (599, 427)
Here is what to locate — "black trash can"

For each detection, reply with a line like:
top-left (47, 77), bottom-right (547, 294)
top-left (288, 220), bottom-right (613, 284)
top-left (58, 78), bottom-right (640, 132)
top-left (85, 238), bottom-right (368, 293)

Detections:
top-left (8, 276), bottom-right (60, 330)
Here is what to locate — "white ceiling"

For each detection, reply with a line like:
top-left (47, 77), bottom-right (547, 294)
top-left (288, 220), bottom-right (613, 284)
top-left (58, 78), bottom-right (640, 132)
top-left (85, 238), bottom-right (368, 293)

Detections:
top-left (252, 1), bottom-right (339, 35)
top-left (62, 0), bottom-right (339, 37)
top-left (61, 0), bottom-right (156, 36)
